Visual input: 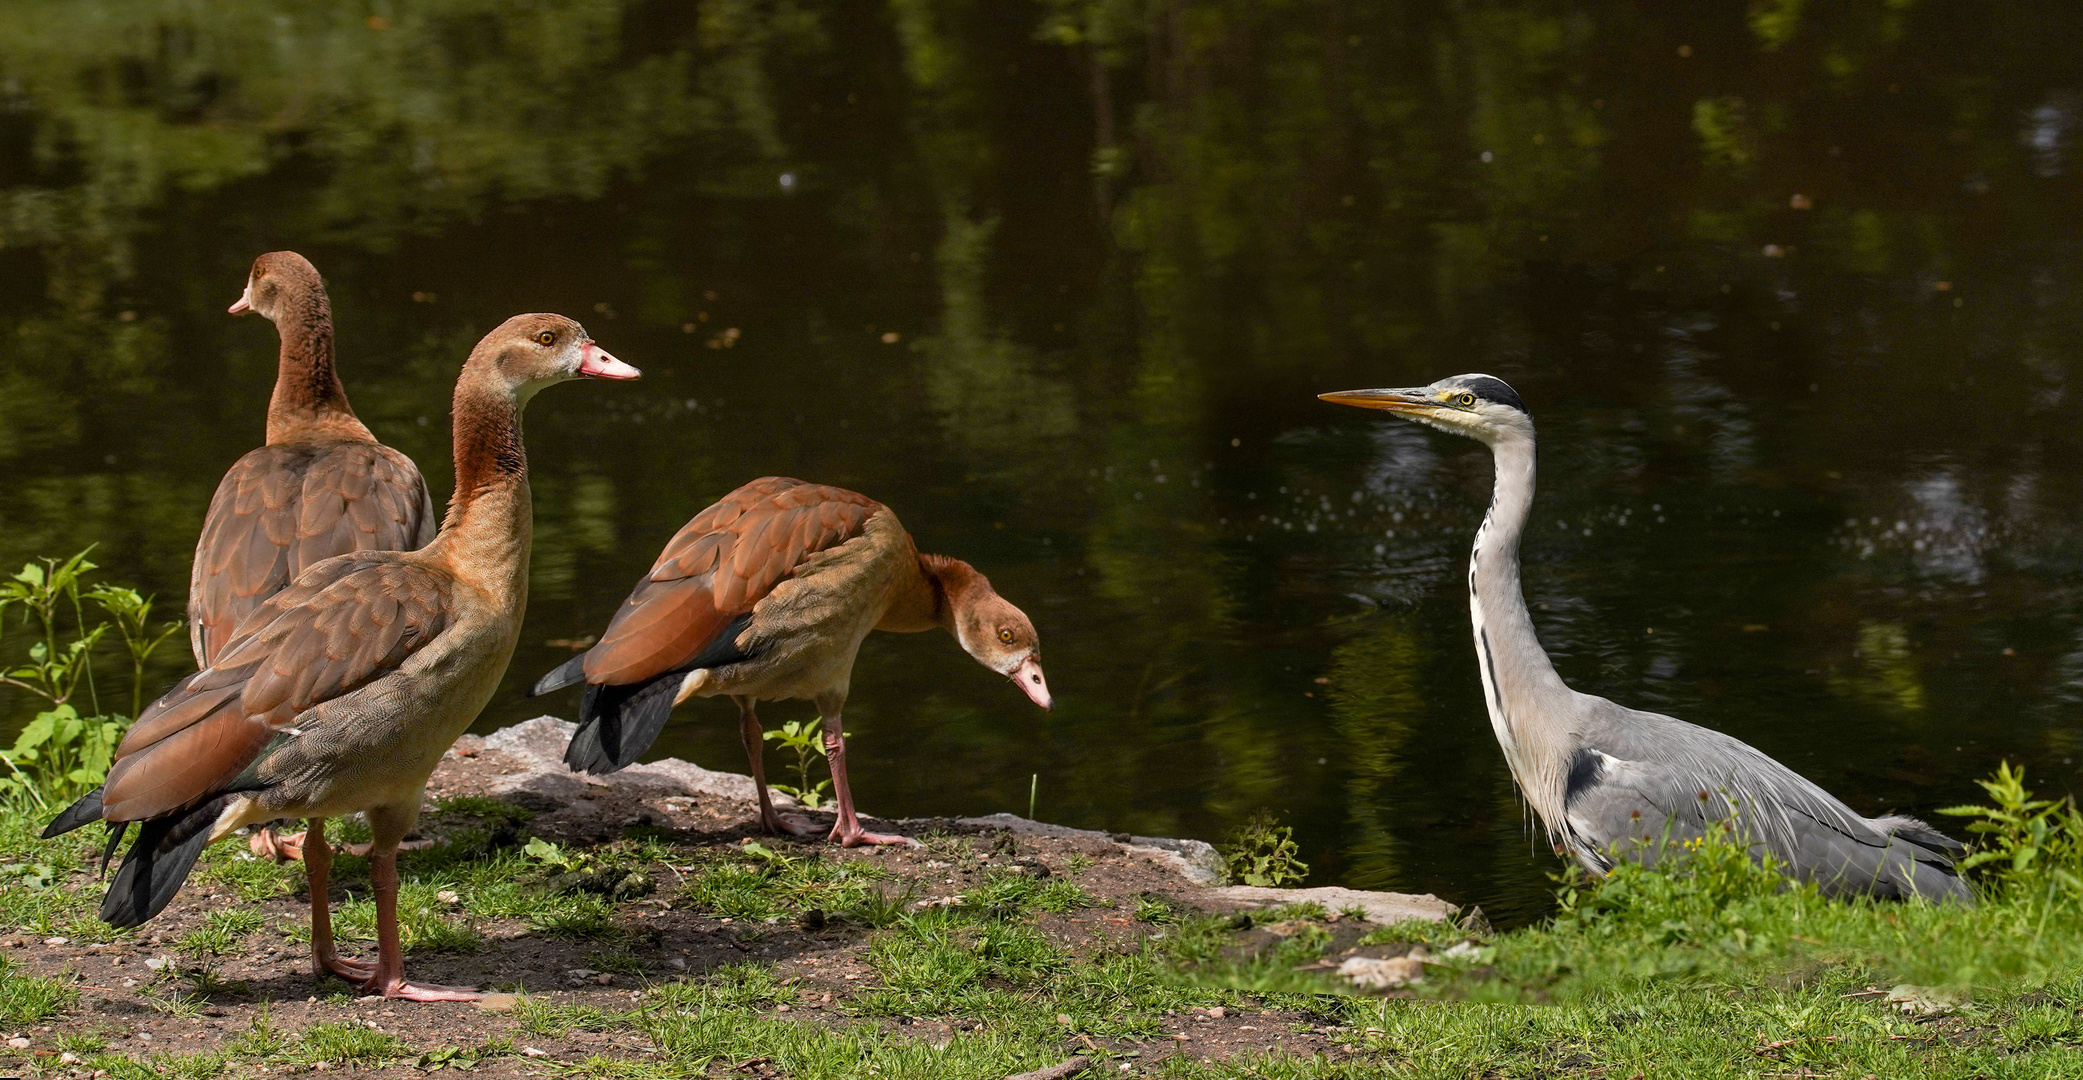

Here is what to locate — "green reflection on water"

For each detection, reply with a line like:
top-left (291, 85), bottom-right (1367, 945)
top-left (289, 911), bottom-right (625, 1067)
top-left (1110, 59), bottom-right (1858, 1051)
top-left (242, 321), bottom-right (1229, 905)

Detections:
top-left (4, 0), bottom-right (2083, 923)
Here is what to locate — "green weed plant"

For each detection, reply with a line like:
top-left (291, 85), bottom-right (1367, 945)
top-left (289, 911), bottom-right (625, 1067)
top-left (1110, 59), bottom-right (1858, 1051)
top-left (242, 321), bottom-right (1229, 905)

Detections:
top-left (763, 719), bottom-right (842, 809)
top-left (1939, 760), bottom-right (2083, 905)
top-left (1219, 810), bottom-right (1310, 887)
top-left (0, 550), bottom-right (180, 808)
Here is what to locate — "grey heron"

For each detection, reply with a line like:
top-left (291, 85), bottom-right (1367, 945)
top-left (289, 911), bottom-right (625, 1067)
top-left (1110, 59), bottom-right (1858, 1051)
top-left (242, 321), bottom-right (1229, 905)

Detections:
top-left (1320, 374), bottom-right (1972, 902)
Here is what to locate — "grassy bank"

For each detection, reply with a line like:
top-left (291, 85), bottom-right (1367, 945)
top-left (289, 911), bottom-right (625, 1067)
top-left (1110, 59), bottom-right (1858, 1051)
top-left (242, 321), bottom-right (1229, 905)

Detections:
top-left (0, 774), bottom-right (2079, 1080)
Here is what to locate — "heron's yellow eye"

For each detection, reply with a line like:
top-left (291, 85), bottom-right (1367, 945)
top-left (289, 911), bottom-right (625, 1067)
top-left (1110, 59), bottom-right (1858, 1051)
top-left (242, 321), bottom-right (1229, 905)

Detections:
top-left (1457, 392), bottom-right (1477, 407)
top-left (536, 331), bottom-right (556, 346)
top-left (998, 627), bottom-right (1015, 644)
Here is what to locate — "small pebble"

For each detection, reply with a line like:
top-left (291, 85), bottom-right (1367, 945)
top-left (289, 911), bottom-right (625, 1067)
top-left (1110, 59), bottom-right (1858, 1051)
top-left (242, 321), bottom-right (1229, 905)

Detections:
top-left (522, 1047), bottom-right (548, 1058)
top-left (43, 937), bottom-right (67, 946)
top-left (6, 1037), bottom-right (29, 1049)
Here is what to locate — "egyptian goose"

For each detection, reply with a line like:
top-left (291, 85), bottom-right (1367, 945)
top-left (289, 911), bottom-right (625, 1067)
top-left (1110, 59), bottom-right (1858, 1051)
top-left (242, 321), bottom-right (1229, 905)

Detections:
top-left (532, 477), bottom-right (1051, 847)
top-left (44, 314), bottom-right (638, 1001)
top-left (201, 251), bottom-right (435, 664)
top-left (207, 252), bottom-right (437, 861)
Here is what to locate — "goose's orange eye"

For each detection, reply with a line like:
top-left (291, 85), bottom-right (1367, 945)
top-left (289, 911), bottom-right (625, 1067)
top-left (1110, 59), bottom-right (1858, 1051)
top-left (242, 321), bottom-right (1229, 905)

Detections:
top-left (998, 628), bottom-right (1015, 644)
top-left (536, 331), bottom-right (556, 346)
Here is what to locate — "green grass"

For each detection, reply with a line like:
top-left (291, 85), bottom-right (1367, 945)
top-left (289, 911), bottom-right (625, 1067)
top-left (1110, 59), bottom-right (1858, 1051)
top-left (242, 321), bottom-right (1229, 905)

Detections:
top-left (295, 1021), bottom-right (409, 1065)
top-left (678, 842), bottom-right (895, 922)
top-left (331, 880), bottom-right (484, 953)
top-left (15, 781), bottom-right (2083, 1078)
top-left (176, 906), bottom-right (268, 959)
top-left (0, 954), bottom-right (75, 1023)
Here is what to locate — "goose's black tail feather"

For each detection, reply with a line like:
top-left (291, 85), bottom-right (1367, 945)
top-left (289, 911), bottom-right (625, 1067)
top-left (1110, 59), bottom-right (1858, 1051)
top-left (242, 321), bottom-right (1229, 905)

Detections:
top-left (531, 655), bottom-right (588, 697)
top-left (43, 785), bottom-right (106, 839)
top-left (565, 675), bottom-right (682, 775)
top-left (99, 822), bottom-right (129, 876)
top-left (559, 613), bottom-right (761, 775)
top-left (100, 795), bottom-right (231, 928)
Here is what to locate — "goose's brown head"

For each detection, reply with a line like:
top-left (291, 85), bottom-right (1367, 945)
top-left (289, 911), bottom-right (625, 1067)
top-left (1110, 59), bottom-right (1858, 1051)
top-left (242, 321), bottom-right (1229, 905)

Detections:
top-left (942, 564), bottom-right (1050, 710)
top-left (469, 313), bottom-right (640, 399)
top-left (228, 251), bottom-right (323, 322)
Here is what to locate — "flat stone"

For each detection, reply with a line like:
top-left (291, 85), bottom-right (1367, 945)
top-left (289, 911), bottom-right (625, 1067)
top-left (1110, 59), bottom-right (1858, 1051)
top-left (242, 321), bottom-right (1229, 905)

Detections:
top-left (957, 812), bottom-right (1224, 885)
top-left (1209, 885), bottom-right (1456, 925)
top-left (474, 717), bottom-right (757, 803)
top-left (1338, 954), bottom-right (1427, 989)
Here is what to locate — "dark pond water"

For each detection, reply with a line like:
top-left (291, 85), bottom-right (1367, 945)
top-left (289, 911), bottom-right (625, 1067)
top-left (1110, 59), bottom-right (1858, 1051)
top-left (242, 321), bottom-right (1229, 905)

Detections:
top-left (5, 1), bottom-right (2083, 926)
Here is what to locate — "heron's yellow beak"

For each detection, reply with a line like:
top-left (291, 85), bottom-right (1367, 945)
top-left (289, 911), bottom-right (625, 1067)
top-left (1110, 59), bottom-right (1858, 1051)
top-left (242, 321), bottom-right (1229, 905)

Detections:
top-left (1317, 387), bottom-right (1437, 413)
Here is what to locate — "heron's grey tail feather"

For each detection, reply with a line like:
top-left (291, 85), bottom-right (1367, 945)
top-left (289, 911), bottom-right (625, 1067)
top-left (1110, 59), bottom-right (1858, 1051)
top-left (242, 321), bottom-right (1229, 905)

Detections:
top-left (1873, 813), bottom-right (1967, 859)
top-left (1785, 812), bottom-right (1974, 905)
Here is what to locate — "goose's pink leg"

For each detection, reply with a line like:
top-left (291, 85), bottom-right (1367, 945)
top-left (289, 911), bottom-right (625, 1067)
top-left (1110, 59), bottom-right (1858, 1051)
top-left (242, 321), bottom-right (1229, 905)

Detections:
top-left (736, 698), bottom-right (818, 837)
top-left (816, 694), bottom-right (916, 848)
top-left (252, 826), bottom-right (305, 861)
top-left (258, 825), bottom-right (431, 861)
top-left (306, 819), bottom-right (374, 984)
top-left (357, 808), bottom-right (479, 1002)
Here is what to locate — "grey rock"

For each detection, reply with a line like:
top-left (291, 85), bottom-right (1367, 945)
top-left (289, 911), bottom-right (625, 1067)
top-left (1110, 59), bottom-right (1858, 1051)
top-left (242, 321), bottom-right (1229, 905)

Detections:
top-left (459, 722), bottom-right (1450, 920)
top-left (1209, 885), bottom-right (1456, 925)
top-left (957, 812), bottom-right (1224, 886)
top-left (472, 717), bottom-right (757, 803)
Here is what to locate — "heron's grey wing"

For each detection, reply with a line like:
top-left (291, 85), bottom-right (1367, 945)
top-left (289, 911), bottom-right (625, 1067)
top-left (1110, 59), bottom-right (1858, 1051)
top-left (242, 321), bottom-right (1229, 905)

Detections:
top-left (1566, 703), bottom-right (1972, 902)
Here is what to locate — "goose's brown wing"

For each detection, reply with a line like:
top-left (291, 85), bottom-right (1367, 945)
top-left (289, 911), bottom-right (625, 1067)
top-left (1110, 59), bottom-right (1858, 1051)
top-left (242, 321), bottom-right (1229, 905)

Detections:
top-left (580, 477), bottom-right (880, 686)
top-left (189, 442), bottom-right (436, 667)
top-left (108, 553), bottom-right (452, 824)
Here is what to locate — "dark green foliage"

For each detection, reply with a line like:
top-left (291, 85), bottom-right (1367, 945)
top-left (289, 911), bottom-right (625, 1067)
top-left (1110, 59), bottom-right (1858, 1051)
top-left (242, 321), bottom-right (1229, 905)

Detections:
top-left (1940, 761), bottom-right (2083, 905)
top-left (1219, 811), bottom-right (1309, 887)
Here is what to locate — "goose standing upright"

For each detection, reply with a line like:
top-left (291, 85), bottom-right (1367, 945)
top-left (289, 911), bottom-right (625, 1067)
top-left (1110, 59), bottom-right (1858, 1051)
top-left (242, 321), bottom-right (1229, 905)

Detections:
top-left (1320, 374), bottom-right (1970, 901)
top-left (46, 315), bottom-right (639, 1000)
top-left (205, 253), bottom-right (436, 860)
top-left (532, 477), bottom-right (1051, 847)
top-left (200, 252), bottom-right (436, 665)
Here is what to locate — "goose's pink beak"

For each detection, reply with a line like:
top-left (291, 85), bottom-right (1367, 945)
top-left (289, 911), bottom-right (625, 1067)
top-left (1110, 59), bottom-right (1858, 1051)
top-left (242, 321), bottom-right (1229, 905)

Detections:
top-left (227, 289), bottom-right (252, 316)
top-left (1011, 656), bottom-right (1052, 711)
top-left (578, 341), bottom-right (640, 380)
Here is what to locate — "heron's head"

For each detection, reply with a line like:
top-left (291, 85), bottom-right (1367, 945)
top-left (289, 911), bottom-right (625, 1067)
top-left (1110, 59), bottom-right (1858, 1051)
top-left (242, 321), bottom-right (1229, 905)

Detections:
top-left (1318, 373), bottom-right (1532, 446)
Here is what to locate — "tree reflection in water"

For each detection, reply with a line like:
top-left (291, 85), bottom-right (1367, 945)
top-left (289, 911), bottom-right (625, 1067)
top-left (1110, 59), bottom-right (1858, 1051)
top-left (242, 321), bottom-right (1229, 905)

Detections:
top-left (4, 0), bottom-right (2083, 921)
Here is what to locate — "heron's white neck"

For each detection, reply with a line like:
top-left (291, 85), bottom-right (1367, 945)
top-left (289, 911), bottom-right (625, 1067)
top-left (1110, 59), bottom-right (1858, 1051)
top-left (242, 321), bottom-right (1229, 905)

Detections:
top-left (1471, 426), bottom-right (1577, 832)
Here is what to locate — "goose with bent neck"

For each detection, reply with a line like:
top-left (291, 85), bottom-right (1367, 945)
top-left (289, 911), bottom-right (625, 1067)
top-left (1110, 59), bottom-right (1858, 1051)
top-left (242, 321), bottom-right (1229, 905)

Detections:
top-left (531, 477), bottom-right (1051, 848)
top-left (45, 314), bottom-right (640, 1001)
top-left (1321, 374), bottom-right (1970, 901)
